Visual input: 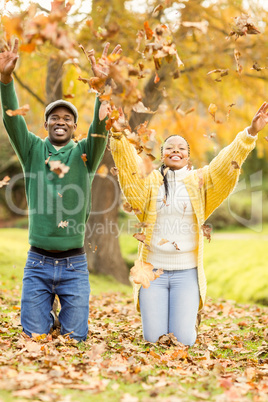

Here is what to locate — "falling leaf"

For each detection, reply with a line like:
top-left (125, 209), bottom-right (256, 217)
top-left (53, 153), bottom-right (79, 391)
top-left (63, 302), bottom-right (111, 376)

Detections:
top-left (45, 156), bottom-right (50, 164)
top-left (122, 202), bottom-right (133, 213)
top-left (130, 260), bottom-right (162, 288)
top-left (6, 104), bottom-right (30, 117)
top-left (201, 224), bottom-right (212, 242)
top-left (91, 133), bottom-right (107, 138)
top-left (171, 241), bottom-right (180, 250)
top-left (58, 220), bottom-right (68, 228)
top-left (133, 232), bottom-right (146, 243)
top-left (234, 49), bottom-right (243, 74)
top-left (163, 166), bottom-right (169, 176)
top-left (207, 69), bottom-right (229, 82)
top-left (226, 103), bottom-right (236, 120)
top-left (58, 192), bottom-right (62, 197)
top-left (208, 103), bottom-right (217, 120)
top-left (158, 239), bottom-right (169, 246)
top-left (132, 101), bottom-right (156, 114)
top-left (110, 167), bottom-right (119, 176)
top-left (0, 176), bottom-right (10, 188)
top-left (50, 161), bottom-right (70, 178)
top-left (264, 136), bottom-right (268, 142)
top-left (231, 160), bottom-right (240, 169)
top-left (81, 153), bottom-right (87, 166)
top-left (154, 71), bottom-right (160, 84)
top-left (181, 20), bottom-right (208, 34)
top-left (144, 21), bottom-right (154, 40)
top-left (152, 4), bottom-right (164, 17)
top-left (97, 164), bottom-right (109, 178)
top-left (229, 13), bottom-right (261, 39)
top-left (99, 102), bottom-right (111, 121)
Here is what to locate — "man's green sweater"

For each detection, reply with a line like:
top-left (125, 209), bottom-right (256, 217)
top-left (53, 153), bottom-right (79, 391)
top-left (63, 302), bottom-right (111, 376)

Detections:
top-left (1, 81), bottom-right (108, 251)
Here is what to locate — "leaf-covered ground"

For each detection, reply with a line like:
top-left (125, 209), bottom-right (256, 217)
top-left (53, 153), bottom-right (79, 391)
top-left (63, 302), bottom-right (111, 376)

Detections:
top-left (0, 287), bottom-right (268, 402)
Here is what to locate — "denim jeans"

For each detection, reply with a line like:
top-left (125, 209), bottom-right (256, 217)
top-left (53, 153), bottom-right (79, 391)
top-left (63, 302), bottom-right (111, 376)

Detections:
top-left (21, 251), bottom-right (90, 341)
top-left (139, 268), bottom-right (200, 345)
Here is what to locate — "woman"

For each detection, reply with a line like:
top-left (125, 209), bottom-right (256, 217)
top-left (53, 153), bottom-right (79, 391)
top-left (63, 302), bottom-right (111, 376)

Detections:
top-left (110, 104), bottom-right (268, 345)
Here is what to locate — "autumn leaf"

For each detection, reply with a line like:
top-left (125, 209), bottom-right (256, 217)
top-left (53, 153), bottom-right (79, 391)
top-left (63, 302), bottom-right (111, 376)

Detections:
top-left (6, 104), bottom-right (30, 116)
top-left (110, 167), bottom-right (119, 176)
top-left (122, 202), bottom-right (133, 213)
top-left (58, 220), bottom-right (68, 228)
top-left (49, 161), bottom-right (70, 178)
top-left (99, 102), bottom-right (111, 121)
top-left (181, 20), bottom-right (208, 35)
top-left (201, 224), bottom-right (212, 242)
top-left (208, 103), bottom-right (217, 120)
top-left (0, 176), bottom-right (10, 188)
top-left (207, 69), bottom-right (229, 82)
top-left (130, 260), bottom-right (162, 288)
top-left (133, 232), bottom-right (146, 243)
top-left (81, 153), bottom-right (87, 166)
top-left (231, 160), bottom-right (240, 169)
top-left (152, 4), bottom-right (164, 17)
top-left (171, 241), bottom-right (180, 250)
top-left (234, 49), bottom-right (243, 74)
top-left (97, 164), bottom-right (109, 178)
top-left (158, 239), bottom-right (169, 246)
top-left (144, 21), bottom-right (154, 40)
top-left (229, 13), bottom-right (261, 39)
top-left (132, 101), bottom-right (156, 114)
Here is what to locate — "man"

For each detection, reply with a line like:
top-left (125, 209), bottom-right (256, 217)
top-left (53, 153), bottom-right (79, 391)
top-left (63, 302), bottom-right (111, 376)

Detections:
top-left (0, 39), bottom-right (121, 341)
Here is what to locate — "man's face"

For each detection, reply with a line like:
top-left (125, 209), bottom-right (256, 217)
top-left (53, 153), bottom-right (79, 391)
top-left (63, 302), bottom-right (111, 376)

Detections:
top-left (44, 106), bottom-right (77, 146)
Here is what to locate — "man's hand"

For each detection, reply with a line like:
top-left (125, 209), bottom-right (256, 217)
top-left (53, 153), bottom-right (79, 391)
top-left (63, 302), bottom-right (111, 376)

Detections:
top-left (88, 42), bottom-right (122, 80)
top-left (248, 102), bottom-right (268, 136)
top-left (0, 38), bottom-right (19, 84)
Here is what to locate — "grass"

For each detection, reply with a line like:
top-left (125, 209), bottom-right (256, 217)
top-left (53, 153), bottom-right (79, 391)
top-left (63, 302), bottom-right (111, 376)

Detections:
top-left (0, 228), bottom-right (131, 296)
top-left (1, 226), bottom-right (267, 305)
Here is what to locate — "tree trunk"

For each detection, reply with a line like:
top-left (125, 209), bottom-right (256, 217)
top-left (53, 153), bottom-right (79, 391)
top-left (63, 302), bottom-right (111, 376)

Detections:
top-left (46, 58), bottom-right (63, 104)
top-left (85, 150), bottom-right (130, 284)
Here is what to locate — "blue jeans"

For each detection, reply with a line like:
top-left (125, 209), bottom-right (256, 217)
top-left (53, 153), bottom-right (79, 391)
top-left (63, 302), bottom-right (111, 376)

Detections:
top-left (21, 251), bottom-right (90, 341)
top-left (139, 268), bottom-right (200, 345)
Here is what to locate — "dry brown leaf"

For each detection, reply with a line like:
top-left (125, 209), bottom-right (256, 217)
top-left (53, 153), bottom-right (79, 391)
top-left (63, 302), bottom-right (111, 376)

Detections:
top-left (97, 164), bottom-right (109, 178)
top-left (50, 161), bottom-right (70, 178)
top-left (231, 160), bottom-right (240, 169)
top-left (81, 153), bottom-right (87, 166)
top-left (152, 4), bottom-right (164, 17)
top-left (130, 260), bottom-right (155, 288)
top-left (122, 202), bottom-right (133, 213)
top-left (234, 49), bottom-right (243, 74)
top-left (208, 103), bottom-right (217, 120)
top-left (201, 224), bottom-right (212, 242)
top-left (132, 101), bottom-right (156, 114)
top-left (133, 232), bottom-right (146, 243)
top-left (6, 104), bottom-right (30, 116)
top-left (229, 13), bottom-right (261, 39)
top-left (58, 220), bottom-right (68, 228)
top-left (0, 176), bottom-right (10, 188)
top-left (158, 239), bottom-right (169, 246)
top-left (171, 241), bottom-right (180, 250)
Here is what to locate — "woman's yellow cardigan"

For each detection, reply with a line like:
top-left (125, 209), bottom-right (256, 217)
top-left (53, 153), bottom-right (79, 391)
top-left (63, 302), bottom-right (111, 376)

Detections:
top-left (110, 129), bottom-right (257, 312)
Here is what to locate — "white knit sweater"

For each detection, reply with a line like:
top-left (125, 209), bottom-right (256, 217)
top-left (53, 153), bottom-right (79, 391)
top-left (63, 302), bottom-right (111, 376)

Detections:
top-left (146, 166), bottom-right (198, 270)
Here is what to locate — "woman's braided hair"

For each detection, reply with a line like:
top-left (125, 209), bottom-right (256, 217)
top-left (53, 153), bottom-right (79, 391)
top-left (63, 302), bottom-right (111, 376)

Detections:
top-left (160, 135), bottom-right (190, 199)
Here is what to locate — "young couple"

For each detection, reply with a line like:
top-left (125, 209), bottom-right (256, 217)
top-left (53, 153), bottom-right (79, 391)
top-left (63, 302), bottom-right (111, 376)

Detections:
top-left (1, 39), bottom-right (266, 343)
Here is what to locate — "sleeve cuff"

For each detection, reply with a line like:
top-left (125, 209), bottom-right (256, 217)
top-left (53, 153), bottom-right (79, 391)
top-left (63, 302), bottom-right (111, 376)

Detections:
top-left (245, 126), bottom-right (258, 139)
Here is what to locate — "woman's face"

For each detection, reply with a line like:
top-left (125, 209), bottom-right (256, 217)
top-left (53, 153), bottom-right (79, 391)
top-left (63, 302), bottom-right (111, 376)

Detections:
top-left (162, 136), bottom-right (189, 170)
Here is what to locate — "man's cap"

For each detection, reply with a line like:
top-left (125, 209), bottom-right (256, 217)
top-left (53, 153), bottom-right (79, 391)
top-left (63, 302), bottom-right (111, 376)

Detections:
top-left (45, 100), bottom-right (78, 123)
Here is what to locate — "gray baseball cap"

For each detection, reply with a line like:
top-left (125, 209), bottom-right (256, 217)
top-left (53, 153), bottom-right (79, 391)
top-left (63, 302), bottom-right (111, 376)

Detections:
top-left (45, 100), bottom-right (78, 123)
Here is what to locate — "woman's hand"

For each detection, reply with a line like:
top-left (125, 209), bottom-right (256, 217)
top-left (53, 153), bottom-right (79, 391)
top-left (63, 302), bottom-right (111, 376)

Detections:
top-left (0, 38), bottom-right (19, 84)
top-left (248, 102), bottom-right (268, 136)
top-left (88, 42), bottom-right (122, 80)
